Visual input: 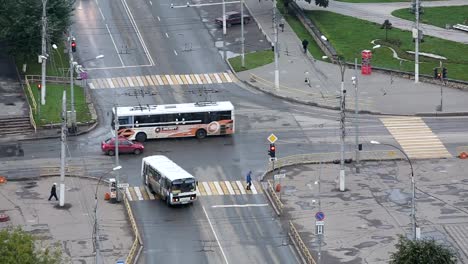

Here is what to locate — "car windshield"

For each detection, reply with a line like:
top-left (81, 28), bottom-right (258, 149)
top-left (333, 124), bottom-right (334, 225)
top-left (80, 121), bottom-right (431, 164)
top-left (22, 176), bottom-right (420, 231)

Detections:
top-left (171, 178), bottom-right (196, 193)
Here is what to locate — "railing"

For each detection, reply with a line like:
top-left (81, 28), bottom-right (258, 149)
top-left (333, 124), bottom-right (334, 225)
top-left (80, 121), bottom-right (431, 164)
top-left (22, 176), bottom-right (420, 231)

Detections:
top-left (453, 24), bottom-right (468, 32)
top-left (289, 221), bottom-right (316, 264)
top-left (266, 180), bottom-right (283, 216)
top-left (123, 191), bottom-right (143, 264)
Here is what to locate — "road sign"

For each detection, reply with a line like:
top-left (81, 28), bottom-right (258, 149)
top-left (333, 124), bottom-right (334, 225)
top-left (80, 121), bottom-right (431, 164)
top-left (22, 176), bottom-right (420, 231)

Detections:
top-left (79, 71), bottom-right (88, 80)
top-left (117, 183), bottom-right (129, 189)
top-left (269, 157), bottom-right (277, 162)
top-left (316, 221), bottom-right (324, 235)
top-left (116, 260), bottom-right (125, 264)
top-left (267, 133), bottom-right (278, 144)
top-left (274, 174), bottom-right (286, 180)
top-left (315, 211), bottom-right (325, 221)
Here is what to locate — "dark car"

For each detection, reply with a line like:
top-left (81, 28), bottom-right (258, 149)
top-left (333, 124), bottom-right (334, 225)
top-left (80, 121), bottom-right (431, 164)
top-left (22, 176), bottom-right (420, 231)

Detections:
top-left (101, 137), bottom-right (144, 156)
top-left (215, 11), bottom-right (251, 28)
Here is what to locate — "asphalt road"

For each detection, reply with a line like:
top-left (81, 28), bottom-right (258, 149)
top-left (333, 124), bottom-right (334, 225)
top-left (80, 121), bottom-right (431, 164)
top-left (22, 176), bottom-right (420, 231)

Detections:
top-left (4, 0), bottom-right (468, 263)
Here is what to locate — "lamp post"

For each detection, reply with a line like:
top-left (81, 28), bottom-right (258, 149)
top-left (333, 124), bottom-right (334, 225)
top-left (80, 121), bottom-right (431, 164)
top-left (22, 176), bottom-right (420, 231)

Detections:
top-left (370, 140), bottom-right (417, 240)
top-left (94, 165), bottom-right (122, 264)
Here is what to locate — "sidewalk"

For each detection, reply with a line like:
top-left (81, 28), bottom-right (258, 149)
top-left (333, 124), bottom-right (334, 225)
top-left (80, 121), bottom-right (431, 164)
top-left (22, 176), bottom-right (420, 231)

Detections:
top-left (265, 158), bottom-right (468, 263)
top-left (240, 0), bottom-right (468, 116)
top-left (0, 175), bottom-right (132, 264)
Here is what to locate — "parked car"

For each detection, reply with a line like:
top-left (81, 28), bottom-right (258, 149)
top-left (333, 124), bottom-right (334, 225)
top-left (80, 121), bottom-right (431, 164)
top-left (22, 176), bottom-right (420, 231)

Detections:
top-left (101, 137), bottom-right (144, 156)
top-left (215, 11), bottom-right (251, 28)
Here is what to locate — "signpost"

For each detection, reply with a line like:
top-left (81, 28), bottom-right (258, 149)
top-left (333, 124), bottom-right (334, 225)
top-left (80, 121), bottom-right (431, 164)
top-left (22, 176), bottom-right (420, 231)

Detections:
top-left (315, 211), bottom-right (325, 235)
top-left (117, 183), bottom-right (129, 189)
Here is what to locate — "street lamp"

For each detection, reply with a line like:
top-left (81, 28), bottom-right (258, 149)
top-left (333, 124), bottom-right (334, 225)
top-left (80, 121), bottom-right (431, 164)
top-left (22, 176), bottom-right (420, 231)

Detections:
top-left (94, 165), bottom-right (122, 264)
top-left (370, 140), bottom-right (417, 240)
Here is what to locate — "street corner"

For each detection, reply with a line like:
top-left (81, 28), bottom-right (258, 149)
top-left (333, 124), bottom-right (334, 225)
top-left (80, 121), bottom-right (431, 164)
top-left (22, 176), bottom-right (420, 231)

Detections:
top-left (0, 175), bottom-right (133, 263)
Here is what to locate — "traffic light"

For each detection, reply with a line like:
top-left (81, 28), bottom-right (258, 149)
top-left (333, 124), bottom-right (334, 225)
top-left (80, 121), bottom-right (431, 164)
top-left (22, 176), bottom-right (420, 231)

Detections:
top-left (37, 83), bottom-right (42, 90)
top-left (442, 67), bottom-right (447, 79)
top-left (268, 143), bottom-right (276, 158)
top-left (433, 68), bottom-right (439, 79)
top-left (71, 41), bottom-right (76, 52)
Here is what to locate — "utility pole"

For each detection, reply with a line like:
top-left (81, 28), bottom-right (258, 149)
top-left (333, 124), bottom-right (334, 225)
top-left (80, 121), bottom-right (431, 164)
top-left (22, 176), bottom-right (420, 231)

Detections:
top-left (68, 31), bottom-right (77, 133)
top-left (317, 163), bottom-right (322, 264)
top-left (414, 0), bottom-right (420, 83)
top-left (114, 106), bottom-right (121, 202)
top-left (59, 91), bottom-right (67, 207)
top-left (273, 0), bottom-right (279, 89)
top-left (40, 0), bottom-right (47, 105)
top-left (338, 59), bottom-right (346, 192)
top-left (222, 0), bottom-right (226, 35)
top-left (241, 0), bottom-right (245, 68)
top-left (353, 58), bottom-right (360, 173)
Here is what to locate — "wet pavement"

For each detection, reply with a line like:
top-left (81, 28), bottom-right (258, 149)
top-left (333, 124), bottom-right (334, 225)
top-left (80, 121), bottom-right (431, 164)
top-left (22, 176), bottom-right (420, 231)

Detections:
top-left (0, 175), bottom-right (132, 264)
top-left (266, 158), bottom-right (468, 263)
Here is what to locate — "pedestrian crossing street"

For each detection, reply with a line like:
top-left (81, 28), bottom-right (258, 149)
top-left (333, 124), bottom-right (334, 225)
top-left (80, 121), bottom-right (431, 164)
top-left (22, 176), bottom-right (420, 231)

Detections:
top-left (380, 117), bottom-right (452, 159)
top-left (125, 181), bottom-right (263, 201)
top-left (88, 72), bottom-right (236, 89)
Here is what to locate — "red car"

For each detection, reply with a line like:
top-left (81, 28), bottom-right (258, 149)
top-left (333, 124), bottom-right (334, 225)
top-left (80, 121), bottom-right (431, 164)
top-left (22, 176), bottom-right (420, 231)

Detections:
top-left (101, 137), bottom-right (144, 156)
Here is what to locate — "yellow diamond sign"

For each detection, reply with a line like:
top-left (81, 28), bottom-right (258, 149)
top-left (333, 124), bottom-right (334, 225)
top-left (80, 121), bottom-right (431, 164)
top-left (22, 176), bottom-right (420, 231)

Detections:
top-left (267, 133), bottom-right (278, 143)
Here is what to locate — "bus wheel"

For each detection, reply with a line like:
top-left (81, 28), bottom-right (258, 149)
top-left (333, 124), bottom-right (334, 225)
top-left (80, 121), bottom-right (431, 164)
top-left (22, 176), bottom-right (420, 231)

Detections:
top-left (195, 129), bottom-right (207, 139)
top-left (135, 132), bottom-right (147, 142)
top-left (107, 150), bottom-right (115, 156)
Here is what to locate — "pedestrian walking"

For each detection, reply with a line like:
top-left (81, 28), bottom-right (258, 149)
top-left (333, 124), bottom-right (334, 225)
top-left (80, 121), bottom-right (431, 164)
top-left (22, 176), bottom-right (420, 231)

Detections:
top-left (302, 39), bottom-right (309, 54)
top-left (48, 183), bottom-right (58, 201)
top-left (279, 18), bottom-right (285, 32)
top-left (246, 171), bottom-right (252, 190)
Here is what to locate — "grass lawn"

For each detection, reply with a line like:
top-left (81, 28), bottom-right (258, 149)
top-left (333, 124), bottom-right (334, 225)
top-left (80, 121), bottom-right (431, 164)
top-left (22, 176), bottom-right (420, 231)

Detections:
top-left (228, 50), bottom-right (274, 72)
top-left (27, 83), bottom-right (91, 126)
top-left (392, 5), bottom-right (468, 28)
top-left (16, 42), bottom-right (70, 77)
top-left (307, 11), bottom-right (468, 81)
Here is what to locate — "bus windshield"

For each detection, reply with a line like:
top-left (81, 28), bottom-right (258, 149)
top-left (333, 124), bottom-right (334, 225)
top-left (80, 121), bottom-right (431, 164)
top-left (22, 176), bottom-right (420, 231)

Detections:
top-left (172, 178), bottom-right (196, 193)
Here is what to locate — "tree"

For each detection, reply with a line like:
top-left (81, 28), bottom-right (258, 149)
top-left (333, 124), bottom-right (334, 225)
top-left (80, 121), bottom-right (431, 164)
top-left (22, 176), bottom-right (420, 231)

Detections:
top-left (381, 19), bottom-right (393, 41)
top-left (0, 0), bottom-right (74, 60)
top-left (390, 235), bottom-right (457, 264)
top-left (304, 0), bottom-right (329, 8)
top-left (0, 227), bottom-right (63, 264)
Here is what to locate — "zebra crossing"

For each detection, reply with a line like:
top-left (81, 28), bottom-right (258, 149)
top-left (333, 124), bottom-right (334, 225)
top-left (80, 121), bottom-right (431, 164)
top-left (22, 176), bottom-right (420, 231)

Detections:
top-left (125, 181), bottom-right (263, 201)
top-left (88, 72), bottom-right (235, 89)
top-left (380, 117), bottom-right (452, 159)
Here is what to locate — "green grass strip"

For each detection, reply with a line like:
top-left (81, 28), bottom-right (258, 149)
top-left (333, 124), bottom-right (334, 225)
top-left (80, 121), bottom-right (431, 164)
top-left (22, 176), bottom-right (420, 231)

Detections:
top-left (228, 50), bottom-right (274, 72)
top-left (392, 5), bottom-right (468, 29)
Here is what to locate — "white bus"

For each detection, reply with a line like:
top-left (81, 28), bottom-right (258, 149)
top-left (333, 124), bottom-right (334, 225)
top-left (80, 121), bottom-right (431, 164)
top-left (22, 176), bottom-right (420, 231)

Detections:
top-left (112, 101), bottom-right (235, 142)
top-left (141, 155), bottom-right (197, 206)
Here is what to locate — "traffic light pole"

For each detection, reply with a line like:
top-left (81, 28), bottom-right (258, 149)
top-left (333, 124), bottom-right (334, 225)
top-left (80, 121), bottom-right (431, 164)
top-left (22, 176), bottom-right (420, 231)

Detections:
top-left (68, 31), bottom-right (77, 133)
top-left (40, 0), bottom-right (47, 105)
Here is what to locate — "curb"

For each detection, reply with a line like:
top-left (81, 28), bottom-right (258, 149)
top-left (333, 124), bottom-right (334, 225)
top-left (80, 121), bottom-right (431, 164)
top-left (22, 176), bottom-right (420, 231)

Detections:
top-left (18, 120), bottom-right (99, 142)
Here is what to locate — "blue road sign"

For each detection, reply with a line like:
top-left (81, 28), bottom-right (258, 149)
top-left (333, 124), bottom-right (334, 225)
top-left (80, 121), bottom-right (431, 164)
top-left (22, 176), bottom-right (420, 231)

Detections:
top-left (315, 211), bottom-right (325, 221)
top-left (116, 260), bottom-right (125, 264)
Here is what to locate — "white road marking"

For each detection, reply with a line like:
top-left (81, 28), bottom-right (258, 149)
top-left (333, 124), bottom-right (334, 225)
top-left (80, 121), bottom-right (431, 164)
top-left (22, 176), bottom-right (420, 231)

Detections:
top-left (155, 75), bottom-right (164, 85)
top-left (165, 32), bottom-right (169, 38)
top-left (202, 206), bottom-right (229, 264)
top-left (98, 7), bottom-right (106, 21)
top-left (175, 74), bottom-right (183, 84)
top-left (213, 73), bottom-right (222, 83)
top-left (133, 186), bottom-right (144, 200)
top-left (174, 50), bottom-right (178, 56)
top-left (105, 24), bottom-right (125, 66)
top-left (202, 182), bottom-right (212, 195)
top-left (211, 204), bottom-right (269, 208)
top-left (185, 74), bottom-right (193, 84)
top-left (106, 78), bottom-right (115, 88)
top-left (250, 183), bottom-right (258, 194)
top-left (125, 188), bottom-right (133, 201)
top-left (213, 181), bottom-right (224, 195)
top-left (194, 74), bottom-right (203, 84)
top-left (165, 74), bottom-right (174, 85)
top-left (236, 180), bottom-right (246, 194)
top-left (204, 73), bottom-right (212, 84)
top-left (150, 1), bottom-right (153, 6)
top-left (224, 181), bottom-right (235, 195)
top-left (223, 72), bottom-right (232, 82)
top-left (89, 83), bottom-right (95, 89)
top-left (144, 185), bottom-right (156, 200)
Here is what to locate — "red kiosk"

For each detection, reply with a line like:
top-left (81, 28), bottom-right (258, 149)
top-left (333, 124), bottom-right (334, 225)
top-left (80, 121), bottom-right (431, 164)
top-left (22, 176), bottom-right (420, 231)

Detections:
top-left (361, 50), bottom-right (373, 75)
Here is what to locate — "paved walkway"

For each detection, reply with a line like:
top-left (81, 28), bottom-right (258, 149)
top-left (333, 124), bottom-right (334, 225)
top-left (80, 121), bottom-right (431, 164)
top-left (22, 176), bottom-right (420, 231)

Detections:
top-left (241, 0), bottom-right (468, 115)
top-left (266, 158), bottom-right (468, 264)
top-left (0, 175), bottom-right (132, 264)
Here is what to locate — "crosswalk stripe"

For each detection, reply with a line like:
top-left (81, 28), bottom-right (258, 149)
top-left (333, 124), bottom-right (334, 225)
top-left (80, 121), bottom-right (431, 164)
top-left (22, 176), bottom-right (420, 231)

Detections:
top-left (179, 75), bottom-right (188, 85)
top-left (204, 74), bottom-right (212, 84)
top-left (106, 78), bottom-right (115, 88)
top-left (145, 75), bottom-right (154, 86)
top-left (202, 182), bottom-right (212, 195)
top-left (97, 79), bottom-right (107, 89)
top-left (250, 182), bottom-right (258, 194)
top-left (144, 185), bottom-right (156, 200)
top-left (153, 75), bottom-right (162, 85)
top-left (121, 77), bottom-right (129, 87)
top-left (131, 77), bottom-right (140, 87)
top-left (116, 77), bottom-right (125, 88)
top-left (170, 75), bottom-right (178, 85)
top-left (189, 74), bottom-right (197, 84)
top-left (219, 72), bottom-right (227, 82)
top-left (136, 76), bottom-right (145, 86)
top-left (89, 82), bottom-right (95, 89)
top-left (236, 181), bottom-right (246, 194)
top-left (213, 181), bottom-right (224, 195)
top-left (253, 182), bottom-right (262, 193)
top-left (111, 78), bottom-right (119, 88)
top-left (198, 182), bottom-right (207, 195)
top-left (213, 73), bottom-right (223, 83)
top-left (140, 186), bottom-right (150, 200)
top-left (223, 72), bottom-right (232, 82)
top-left (219, 181), bottom-right (229, 194)
top-left (208, 182), bottom-right (218, 195)
top-left (125, 187), bottom-right (133, 201)
top-left (164, 74), bottom-right (173, 85)
top-left (194, 74), bottom-right (203, 84)
top-left (126, 77), bottom-right (135, 87)
top-left (134, 186), bottom-right (144, 200)
top-left (224, 181), bottom-right (235, 195)
top-left (175, 74), bottom-right (183, 85)
top-left (184, 74), bottom-right (193, 84)
top-left (128, 187), bottom-right (137, 201)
